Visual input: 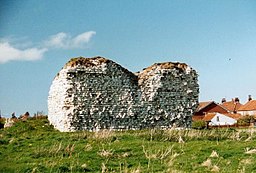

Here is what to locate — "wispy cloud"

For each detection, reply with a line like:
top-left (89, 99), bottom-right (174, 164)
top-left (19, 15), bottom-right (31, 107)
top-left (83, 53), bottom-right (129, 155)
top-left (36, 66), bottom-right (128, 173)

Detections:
top-left (0, 31), bottom-right (96, 64)
top-left (0, 42), bottom-right (47, 64)
top-left (44, 31), bottom-right (96, 49)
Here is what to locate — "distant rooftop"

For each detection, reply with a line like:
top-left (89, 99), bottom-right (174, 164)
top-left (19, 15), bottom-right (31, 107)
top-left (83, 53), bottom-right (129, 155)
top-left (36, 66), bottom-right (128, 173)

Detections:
top-left (238, 100), bottom-right (256, 111)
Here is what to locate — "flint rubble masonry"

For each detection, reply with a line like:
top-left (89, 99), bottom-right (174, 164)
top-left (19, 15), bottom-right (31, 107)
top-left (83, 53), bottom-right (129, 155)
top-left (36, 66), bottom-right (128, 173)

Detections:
top-left (48, 56), bottom-right (199, 132)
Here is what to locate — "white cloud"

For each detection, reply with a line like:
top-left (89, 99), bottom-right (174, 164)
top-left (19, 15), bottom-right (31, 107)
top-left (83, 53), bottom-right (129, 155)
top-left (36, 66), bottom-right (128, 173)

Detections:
top-left (0, 31), bottom-right (96, 64)
top-left (0, 42), bottom-right (47, 64)
top-left (45, 31), bottom-right (96, 49)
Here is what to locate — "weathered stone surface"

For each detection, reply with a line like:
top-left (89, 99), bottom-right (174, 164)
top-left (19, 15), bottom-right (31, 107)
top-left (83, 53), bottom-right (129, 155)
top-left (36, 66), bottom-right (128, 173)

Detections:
top-left (48, 56), bottom-right (199, 132)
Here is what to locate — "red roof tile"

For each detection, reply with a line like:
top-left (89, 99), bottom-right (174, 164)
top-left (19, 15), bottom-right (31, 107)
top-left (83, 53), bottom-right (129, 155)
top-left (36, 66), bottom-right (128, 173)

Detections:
top-left (221, 101), bottom-right (243, 112)
top-left (196, 101), bottom-right (229, 114)
top-left (202, 113), bottom-right (241, 122)
top-left (224, 113), bottom-right (242, 120)
top-left (238, 100), bottom-right (256, 111)
top-left (202, 113), bottom-right (216, 121)
top-left (192, 115), bottom-right (204, 121)
top-left (196, 101), bottom-right (214, 112)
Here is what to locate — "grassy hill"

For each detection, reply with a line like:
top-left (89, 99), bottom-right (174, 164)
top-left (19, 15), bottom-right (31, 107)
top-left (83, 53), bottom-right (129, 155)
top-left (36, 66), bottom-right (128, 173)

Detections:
top-left (1, 117), bottom-right (256, 173)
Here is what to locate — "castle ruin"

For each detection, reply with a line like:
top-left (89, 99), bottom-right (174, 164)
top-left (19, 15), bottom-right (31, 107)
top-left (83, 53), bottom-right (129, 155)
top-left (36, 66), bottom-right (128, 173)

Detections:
top-left (48, 56), bottom-right (199, 132)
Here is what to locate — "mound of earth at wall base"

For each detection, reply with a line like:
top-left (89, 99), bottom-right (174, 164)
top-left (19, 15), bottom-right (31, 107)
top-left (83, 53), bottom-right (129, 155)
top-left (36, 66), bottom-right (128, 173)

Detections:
top-left (48, 56), bottom-right (199, 132)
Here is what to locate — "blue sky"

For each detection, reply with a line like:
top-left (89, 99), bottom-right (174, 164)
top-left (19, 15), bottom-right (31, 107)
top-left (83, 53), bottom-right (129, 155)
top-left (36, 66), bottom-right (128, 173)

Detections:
top-left (1, 0), bottom-right (256, 116)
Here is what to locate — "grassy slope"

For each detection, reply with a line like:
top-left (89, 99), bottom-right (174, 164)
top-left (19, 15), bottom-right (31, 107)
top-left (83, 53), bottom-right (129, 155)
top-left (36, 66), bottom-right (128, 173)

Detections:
top-left (1, 118), bottom-right (256, 173)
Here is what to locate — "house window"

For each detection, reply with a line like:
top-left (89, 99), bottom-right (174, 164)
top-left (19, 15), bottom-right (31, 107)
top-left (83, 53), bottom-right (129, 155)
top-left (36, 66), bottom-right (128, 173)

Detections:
top-left (217, 116), bottom-right (219, 122)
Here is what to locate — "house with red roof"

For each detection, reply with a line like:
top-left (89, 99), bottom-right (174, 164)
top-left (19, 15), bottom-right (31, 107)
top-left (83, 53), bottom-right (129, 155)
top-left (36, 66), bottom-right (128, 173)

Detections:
top-left (238, 100), bottom-right (256, 116)
top-left (194, 101), bottom-right (228, 115)
top-left (203, 113), bottom-right (241, 126)
top-left (221, 97), bottom-right (243, 114)
top-left (193, 101), bottom-right (229, 121)
top-left (192, 96), bottom-right (256, 127)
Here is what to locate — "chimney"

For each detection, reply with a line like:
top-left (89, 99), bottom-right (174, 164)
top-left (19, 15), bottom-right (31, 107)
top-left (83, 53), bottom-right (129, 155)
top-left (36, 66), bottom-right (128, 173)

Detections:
top-left (221, 98), bottom-right (226, 103)
top-left (234, 97), bottom-right (239, 103)
top-left (11, 112), bottom-right (16, 119)
top-left (248, 95), bottom-right (252, 101)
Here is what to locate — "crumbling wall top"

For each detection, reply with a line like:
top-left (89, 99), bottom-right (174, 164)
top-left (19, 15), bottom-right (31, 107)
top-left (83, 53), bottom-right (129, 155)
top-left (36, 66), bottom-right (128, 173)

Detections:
top-left (61, 56), bottom-right (137, 80)
top-left (137, 61), bottom-right (192, 82)
top-left (64, 56), bottom-right (110, 68)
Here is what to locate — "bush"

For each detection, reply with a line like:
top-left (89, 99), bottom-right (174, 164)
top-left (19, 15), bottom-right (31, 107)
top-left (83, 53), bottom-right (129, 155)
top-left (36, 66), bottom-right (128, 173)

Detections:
top-left (237, 115), bottom-right (254, 126)
top-left (192, 120), bottom-right (206, 130)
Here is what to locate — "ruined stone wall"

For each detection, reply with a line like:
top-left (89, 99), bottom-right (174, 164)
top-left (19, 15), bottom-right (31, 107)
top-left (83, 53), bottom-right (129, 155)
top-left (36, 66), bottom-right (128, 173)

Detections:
top-left (48, 56), bottom-right (199, 132)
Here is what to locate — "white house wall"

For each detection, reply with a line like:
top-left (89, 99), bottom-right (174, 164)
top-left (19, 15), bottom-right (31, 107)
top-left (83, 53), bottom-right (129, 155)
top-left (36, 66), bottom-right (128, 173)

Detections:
top-left (238, 111), bottom-right (256, 116)
top-left (209, 113), bottom-right (237, 126)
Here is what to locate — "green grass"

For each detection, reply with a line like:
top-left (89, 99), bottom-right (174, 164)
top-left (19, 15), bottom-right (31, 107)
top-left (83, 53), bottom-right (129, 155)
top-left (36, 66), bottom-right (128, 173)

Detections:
top-left (1, 118), bottom-right (256, 172)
